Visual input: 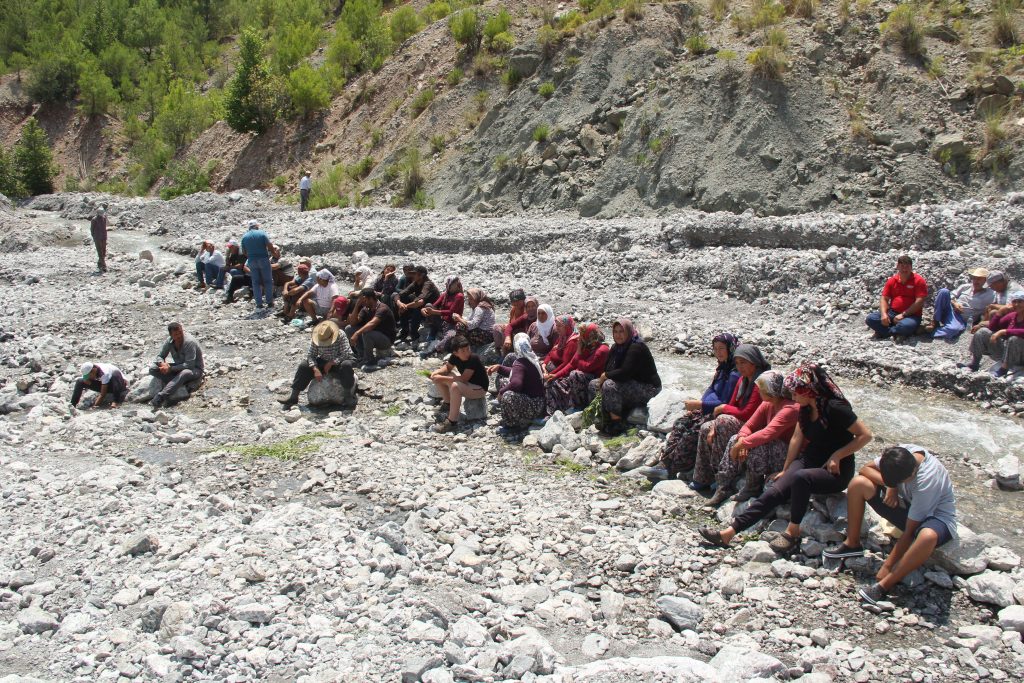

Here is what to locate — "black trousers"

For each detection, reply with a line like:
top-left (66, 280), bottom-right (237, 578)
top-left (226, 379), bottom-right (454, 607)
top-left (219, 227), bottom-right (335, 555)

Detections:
top-left (226, 272), bottom-right (251, 301)
top-left (71, 373), bottom-right (127, 407)
top-left (731, 456), bottom-right (855, 533)
top-left (292, 359), bottom-right (355, 392)
top-left (300, 188), bottom-right (310, 211)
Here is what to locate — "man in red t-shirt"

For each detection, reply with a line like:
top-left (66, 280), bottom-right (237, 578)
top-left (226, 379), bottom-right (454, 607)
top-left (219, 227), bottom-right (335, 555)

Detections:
top-left (866, 255), bottom-right (928, 339)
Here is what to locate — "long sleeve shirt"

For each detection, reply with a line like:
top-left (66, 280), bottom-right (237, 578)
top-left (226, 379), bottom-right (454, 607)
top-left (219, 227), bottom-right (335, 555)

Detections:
top-left (307, 336), bottom-right (355, 367)
top-left (701, 369), bottom-right (739, 416)
top-left (465, 305), bottom-right (495, 331)
top-left (431, 292), bottom-right (464, 321)
top-left (719, 382), bottom-right (762, 423)
top-left (154, 334), bottom-right (204, 374)
top-left (571, 344), bottom-right (610, 377)
top-left (546, 336), bottom-right (579, 376)
top-left (738, 400), bottom-right (799, 449)
top-left (504, 311), bottom-right (532, 338)
top-left (990, 310), bottom-right (1024, 337)
top-left (604, 341), bottom-right (661, 387)
top-left (497, 359), bottom-right (545, 398)
top-left (399, 278), bottom-right (440, 306)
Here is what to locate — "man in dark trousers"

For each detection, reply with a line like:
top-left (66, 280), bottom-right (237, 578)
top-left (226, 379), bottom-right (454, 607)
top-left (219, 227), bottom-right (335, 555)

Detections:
top-left (299, 171), bottom-right (311, 211)
top-left (90, 204), bottom-right (108, 273)
top-left (149, 322), bottom-right (204, 409)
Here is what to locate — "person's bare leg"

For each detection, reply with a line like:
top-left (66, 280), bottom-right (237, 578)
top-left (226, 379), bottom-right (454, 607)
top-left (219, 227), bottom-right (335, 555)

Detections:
top-left (843, 475), bottom-right (875, 547)
top-left (449, 382), bottom-right (465, 423)
top-left (432, 379), bottom-right (451, 405)
top-left (879, 529), bottom-right (939, 591)
top-left (303, 299), bottom-right (318, 322)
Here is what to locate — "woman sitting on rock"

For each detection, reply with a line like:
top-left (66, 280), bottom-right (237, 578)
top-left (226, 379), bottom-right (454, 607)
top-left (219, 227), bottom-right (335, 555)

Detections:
top-left (699, 363), bottom-right (872, 555)
top-left (430, 335), bottom-right (489, 433)
top-left (691, 343), bottom-right (770, 502)
top-left (527, 304), bottom-right (558, 357)
top-left (960, 290), bottom-right (1024, 377)
top-left (440, 288), bottom-right (495, 353)
top-left (588, 318), bottom-right (661, 436)
top-left (421, 275), bottom-right (465, 357)
top-left (659, 333), bottom-right (740, 480)
top-left (278, 320), bottom-right (356, 408)
top-left (372, 264), bottom-right (399, 301)
top-left (543, 316), bottom-right (578, 372)
top-left (697, 369), bottom-right (798, 507)
top-left (544, 323), bottom-right (609, 415)
top-left (488, 332), bottom-right (546, 432)
top-left (493, 290), bottom-right (535, 355)
top-left (298, 269), bottom-right (340, 325)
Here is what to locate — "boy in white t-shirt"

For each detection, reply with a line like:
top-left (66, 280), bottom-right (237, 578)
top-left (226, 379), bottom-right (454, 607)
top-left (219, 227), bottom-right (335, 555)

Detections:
top-left (72, 362), bottom-right (128, 409)
top-left (822, 444), bottom-right (957, 606)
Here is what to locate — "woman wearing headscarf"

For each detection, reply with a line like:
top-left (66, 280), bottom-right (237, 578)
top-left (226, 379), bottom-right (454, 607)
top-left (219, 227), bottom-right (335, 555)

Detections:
top-left (544, 315), bottom-right (577, 373)
top-left (493, 290), bottom-right (535, 353)
top-left (659, 333), bottom-right (741, 480)
top-left (697, 369), bottom-right (798, 506)
top-left (488, 332), bottom-right (546, 431)
top-left (421, 275), bottom-right (465, 356)
top-left (588, 318), bottom-right (661, 435)
top-left (527, 304), bottom-right (559, 357)
top-left (962, 290), bottom-right (1024, 377)
top-left (544, 322), bottom-right (610, 415)
top-left (442, 288), bottom-right (495, 353)
top-left (690, 343), bottom-right (770, 501)
top-left (700, 363), bottom-right (872, 555)
top-left (298, 269), bottom-right (340, 324)
top-left (372, 264), bottom-right (399, 301)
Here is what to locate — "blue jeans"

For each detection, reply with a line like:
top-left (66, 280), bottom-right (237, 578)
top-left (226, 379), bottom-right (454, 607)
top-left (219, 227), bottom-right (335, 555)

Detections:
top-left (866, 311), bottom-right (920, 338)
top-left (214, 265), bottom-right (231, 289)
top-left (196, 261), bottom-right (220, 286)
top-left (931, 288), bottom-right (966, 342)
top-left (248, 257), bottom-right (273, 307)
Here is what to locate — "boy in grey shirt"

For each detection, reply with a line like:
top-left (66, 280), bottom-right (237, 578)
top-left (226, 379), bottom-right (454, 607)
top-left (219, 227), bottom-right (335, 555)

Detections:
top-left (822, 444), bottom-right (957, 606)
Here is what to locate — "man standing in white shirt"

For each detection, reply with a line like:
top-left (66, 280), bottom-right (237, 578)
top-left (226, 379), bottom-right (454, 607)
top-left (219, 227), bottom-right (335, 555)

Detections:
top-left (299, 171), bottom-right (312, 212)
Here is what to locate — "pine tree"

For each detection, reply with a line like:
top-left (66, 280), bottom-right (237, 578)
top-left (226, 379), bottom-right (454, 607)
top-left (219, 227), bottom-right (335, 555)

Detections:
top-left (0, 146), bottom-right (21, 198)
top-left (224, 29), bottom-right (279, 135)
top-left (14, 118), bottom-right (57, 196)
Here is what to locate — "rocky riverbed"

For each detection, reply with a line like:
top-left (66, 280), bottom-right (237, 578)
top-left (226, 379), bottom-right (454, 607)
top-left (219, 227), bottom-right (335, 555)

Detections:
top-left (0, 192), bottom-right (1023, 682)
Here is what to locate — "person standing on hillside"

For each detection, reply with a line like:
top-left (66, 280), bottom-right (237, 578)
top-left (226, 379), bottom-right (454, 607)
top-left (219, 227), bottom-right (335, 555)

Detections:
top-left (299, 171), bottom-right (311, 211)
top-left (90, 204), bottom-right (108, 273)
top-left (240, 220), bottom-right (273, 313)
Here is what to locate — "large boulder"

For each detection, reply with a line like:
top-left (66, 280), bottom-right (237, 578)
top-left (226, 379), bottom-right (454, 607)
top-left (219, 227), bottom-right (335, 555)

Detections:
top-left (932, 525), bottom-right (989, 575)
top-left (645, 389), bottom-right (687, 433)
top-left (655, 595), bottom-right (702, 631)
top-left (709, 645), bottom-right (785, 682)
top-left (307, 375), bottom-right (357, 408)
top-left (617, 435), bottom-right (662, 470)
top-left (536, 411), bottom-right (580, 452)
top-left (126, 375), bottom-right (195, 404)
top-left (965, 571), bottom-right (1017, 607)
top-left (995, 454), bottom-right (1021, 491)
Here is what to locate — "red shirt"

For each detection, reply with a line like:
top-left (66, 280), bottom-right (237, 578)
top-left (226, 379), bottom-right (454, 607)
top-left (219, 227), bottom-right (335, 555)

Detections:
top-left (882, 273), bottom-right (927, 314)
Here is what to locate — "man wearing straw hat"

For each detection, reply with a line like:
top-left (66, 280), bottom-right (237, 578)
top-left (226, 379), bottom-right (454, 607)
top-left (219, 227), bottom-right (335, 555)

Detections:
top-left (278, 320), bottom-right (357, 408)
top-left (928, 266), bottom-right (995, 341)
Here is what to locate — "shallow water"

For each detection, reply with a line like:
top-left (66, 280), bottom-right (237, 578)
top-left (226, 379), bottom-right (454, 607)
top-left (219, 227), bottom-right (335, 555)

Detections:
top-left (661, 356), bottom-right (1024, 552)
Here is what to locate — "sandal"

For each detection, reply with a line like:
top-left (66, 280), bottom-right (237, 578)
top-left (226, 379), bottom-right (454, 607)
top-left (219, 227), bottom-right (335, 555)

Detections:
top-left (698, 527), bottom-right (728, 548)
top-left (769, 531), bottom-right (800, 555)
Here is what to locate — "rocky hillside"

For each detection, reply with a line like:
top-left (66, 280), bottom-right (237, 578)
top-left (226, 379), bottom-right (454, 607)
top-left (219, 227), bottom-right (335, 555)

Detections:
top-left (1, 0), bottom-right (1023, 216)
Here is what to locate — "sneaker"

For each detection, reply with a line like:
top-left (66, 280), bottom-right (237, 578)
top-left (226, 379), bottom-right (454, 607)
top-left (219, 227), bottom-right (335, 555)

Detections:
top-left (991, 366), bottom-right (1008, 378)
top-left (858, 582), bottom-right (887, 606)
top-left (150, 394), bottom-right (165, 409)
top-left (432, 418), bottom-right (456, 434)
top-left (361, 364), bottom-right (379, 373)
top-left (822, 543), bottom-right (865, 560)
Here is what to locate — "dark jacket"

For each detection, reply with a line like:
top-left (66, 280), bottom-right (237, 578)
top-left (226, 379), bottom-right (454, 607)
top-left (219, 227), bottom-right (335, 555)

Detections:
top-left (605, 341), bottom-right (660, 388)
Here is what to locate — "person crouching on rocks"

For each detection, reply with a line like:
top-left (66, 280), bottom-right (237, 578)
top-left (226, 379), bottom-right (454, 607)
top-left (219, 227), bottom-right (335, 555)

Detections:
top-left (278, 321), bottom-right (356, 408)
top-left (72, 362), bottom-right (128, 409)
top-left (149, 322), bottom-right (204, 409)
top-left (699, 363), bottom-right (872, 556)
top-left (587, 318), bottom-right (661, 437)
top-left (430, 335), bottom-right (489, 434)
top-left (488, 332), bottom-right (546, 433)
top-left (822, 444), bottom-right (957, 606)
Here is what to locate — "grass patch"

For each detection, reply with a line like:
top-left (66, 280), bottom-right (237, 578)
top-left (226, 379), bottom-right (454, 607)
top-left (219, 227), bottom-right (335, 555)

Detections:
top-left (383, 404), bottom-right (403, 416)
top-left (533, 123), bottom-right (550, 142)
top-left (880, 3), bottom-right (926, 57)
top-left (555, 456), bottom-right (588, 474)
top-left (226, 432), bottom-right (338, 462)
top-left (603, 428), bottom-right (639, 450)
top-left (539, 81), bottom-right (556, 98)
top-left (430, 133), bottom-right (447, 154)
top-left (748, 44), bottom-right (787, 79)
top-left (447, 67), bottom-right (464, 86)
top-left (410, 88), bottom-right (436, 118)
top-left (686, 34), bottom-right (710, 55)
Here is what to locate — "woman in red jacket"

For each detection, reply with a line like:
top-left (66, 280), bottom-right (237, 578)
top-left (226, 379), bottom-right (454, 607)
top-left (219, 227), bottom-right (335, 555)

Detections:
top-left (544, 322), bottom-right (609, 415)
top-left (543, 316), bottom-right (577, 373)
top-left (690, 344), bottom-right (770, 504)
top-left (421, 275), bottom-right (465, 357)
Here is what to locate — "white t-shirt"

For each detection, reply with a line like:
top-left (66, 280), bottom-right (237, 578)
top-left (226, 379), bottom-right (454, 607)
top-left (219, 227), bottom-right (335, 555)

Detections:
top-left (313, 282), bottom-right (339, 309)
top-left (206, 249), bottom-right (225, 268)
top-left (93, 363), bottom-right (121, 384)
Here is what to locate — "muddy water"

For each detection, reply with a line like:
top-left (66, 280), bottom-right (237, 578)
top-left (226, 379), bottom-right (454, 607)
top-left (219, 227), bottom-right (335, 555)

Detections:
top-left (661, 356), bottom-right (1024, 552)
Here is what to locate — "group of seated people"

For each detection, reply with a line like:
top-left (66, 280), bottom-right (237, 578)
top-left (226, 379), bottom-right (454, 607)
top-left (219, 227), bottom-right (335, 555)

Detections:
top-left (660, 333), bottom-right (957, 606)
top-left (865, 255), bottom-right (1023, 377)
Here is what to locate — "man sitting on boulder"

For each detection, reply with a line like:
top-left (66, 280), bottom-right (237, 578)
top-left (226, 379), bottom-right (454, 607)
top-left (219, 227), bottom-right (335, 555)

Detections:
top-left (72, 362), bottom-right (128, 409)
top-left (149, 322), bottom-right (204, 409)
top-left (865, 255), bottom-right (928, 340)
top-left (346, 288), bottom-right (397, 372)
top-left (822, 444), bottom-right (957, 606)
top-left (278, 320), bottom-right (356, 408)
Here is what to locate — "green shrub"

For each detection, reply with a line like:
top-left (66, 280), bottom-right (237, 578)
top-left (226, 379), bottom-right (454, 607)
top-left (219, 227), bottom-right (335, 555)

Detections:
top-left (26, 42), bottom-right (82, 103)
top-left (532, 123), bottom-right (550, 142)
top-left (449, 9), bottom-right (482, 54)
top-left (273, 174), bottom-right (288, 190)
top-left (326, 25), bottom-right (363, 78)
top-left (286, 64), bottom-right (330, 117)
top-left (271, 21), bottom-right (322, 75)
top-left (711, 0), bottom-right (730, 21)
top-left (733, 0), bottom-right (786, 34)
top-left (686, 34), bottom-right (710, 54)
top-left (308, 164), bottom-right (351, 210)
top-left (159, 158), bottom-right (217, 200)
top-left (225, 28), bottom-right (280, 134)
top-left (490, 31), bottom-right (516, 53)
top-left (880, 3), bottom-right (926, 57)
top-left (765, 27), bottom-right (789, 48)
top-left (623, 0), bottom-right (644, 21)
top-left (390, 5), bottom-right (423, 45)
top-left (538, 81), bottom-right (556, 98)
top-left (13, 118), bottom-right (57, 196)
top-left (717, 49), bottom-right (739, 62)
top-left (483, 9), bottom-right (512, 45)
top-left (447, 67), bottom-right (464, 85)
top-left (348, 155), bottom-right (375, 180)
top-left (538, 24), bottom-right (561, 58)
top-left (410, 88), bottom-right (435, 117)
top-left (471, 52), bottom-right (494, 76)
top-left (361, 17), bottom-right (394, 72)
top-left (411, 188), bottom-right (434, 210)
top-left (422, 1), bottom-right (453, 23)
top-left (748, 45), bottom-right (787, 78)
top-left (0, 147), bottom-right (22, 198)
top-left (493, 152), bottom-right (510, 170)
top-left (430, 134), bottom-right (447, 153)
top-left (401, 147), bottom-right (425, 200)
top-left (77, 60), bottom-right (119, 117)
top-left (992, 1), bottom-right (1019, 47)
top-left (501, 68), bottom-right (522, 90)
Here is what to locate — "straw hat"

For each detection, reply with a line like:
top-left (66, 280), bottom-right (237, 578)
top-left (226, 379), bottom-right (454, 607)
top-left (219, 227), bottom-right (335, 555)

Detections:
top-left (968, 267), bottom-right (990, 278)
top-left (312, 321), bottom-right (340, 346)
